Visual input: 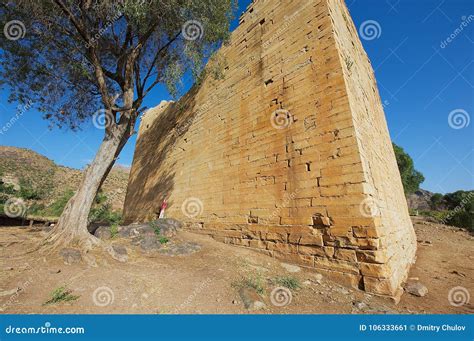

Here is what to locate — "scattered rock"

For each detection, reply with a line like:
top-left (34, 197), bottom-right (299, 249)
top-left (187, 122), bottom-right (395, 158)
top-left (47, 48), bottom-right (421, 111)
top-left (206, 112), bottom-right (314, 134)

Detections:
top-left (159, 242), bottom-right (201, 256)
top-left (450, 270), bottom-right (466, 277)
top-left (280, 262), bottom-right (301, 273)
top-left (353, 301), bottom-right (367, 310)
top-left (108, 245), bottom-right (128, 262)
top-left (239, 288), bottom-right (265, 311)
top-left (303, 280), bottom-right (312, 286)
top-left (405, 281), bottom-right (428, 297)
top-left (49, 269), bottom-right (61, 274)
top-left (119, 224), bottom-right (155, 238)
top-left (312, 273), bottom-right (323, 281)
top-left (59, 248), bottom-right (82, 265)
top-left (94, 226), bottom-right (112, 240)
top-left (232, 299), bottom-right (238, 305)
top-left (334, 286), bottom-right (350, 295)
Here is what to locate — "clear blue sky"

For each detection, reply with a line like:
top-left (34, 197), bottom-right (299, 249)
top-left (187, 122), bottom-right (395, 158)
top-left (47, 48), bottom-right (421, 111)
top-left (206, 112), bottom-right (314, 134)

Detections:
top-left (0, 0), bottom-right (472, 194)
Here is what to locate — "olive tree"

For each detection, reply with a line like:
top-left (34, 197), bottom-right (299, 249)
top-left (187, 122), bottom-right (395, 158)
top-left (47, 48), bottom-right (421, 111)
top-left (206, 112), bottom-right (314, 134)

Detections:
top-left (0, 0), bottom-right (234, 251)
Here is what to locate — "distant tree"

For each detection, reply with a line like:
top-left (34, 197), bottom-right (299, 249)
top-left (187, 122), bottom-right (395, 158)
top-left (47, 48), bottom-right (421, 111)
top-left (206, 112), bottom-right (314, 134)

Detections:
top-left (429, 193), bottom-right (444, 210)
top-left (0, 0), bottom-right (235, 251)
top-left (443, 190), bottom-right (474, 232)
top-left (393, 143), bottom-right (425, 195)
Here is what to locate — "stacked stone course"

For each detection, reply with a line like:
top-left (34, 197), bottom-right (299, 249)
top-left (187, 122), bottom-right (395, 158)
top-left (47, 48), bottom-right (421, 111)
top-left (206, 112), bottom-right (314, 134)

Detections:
top-left (124, 0), bottom-right (416, 299)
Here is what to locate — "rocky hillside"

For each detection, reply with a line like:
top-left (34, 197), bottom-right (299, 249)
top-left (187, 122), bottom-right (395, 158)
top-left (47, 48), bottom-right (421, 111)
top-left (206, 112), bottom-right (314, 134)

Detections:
top-left (407, 189), bottom-right (434, 211)
top-left (0, 146), bottom-right (129, 214)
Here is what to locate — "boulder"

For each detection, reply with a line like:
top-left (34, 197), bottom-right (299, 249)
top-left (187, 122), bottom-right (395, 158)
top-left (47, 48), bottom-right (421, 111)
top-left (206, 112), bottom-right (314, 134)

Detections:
top-left (149, 218), bottom-right (182, 238)
top-left (239, 287), bottom-right (266, 311)
top-left (94, 226), bottom-right (112, 240)
top-left (405, 281), bottom-right (428, 297)
top-left (139, 236), bottom-right (162, 252)
top-left (108, 244), bottom-right (128, 262)
top-left (118, 224), bottom-right (155, 238)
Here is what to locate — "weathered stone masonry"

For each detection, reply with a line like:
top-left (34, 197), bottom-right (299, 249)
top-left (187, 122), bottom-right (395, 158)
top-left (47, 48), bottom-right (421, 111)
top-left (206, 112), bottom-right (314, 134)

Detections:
top-left (124, 0), bottom-right (417, 299)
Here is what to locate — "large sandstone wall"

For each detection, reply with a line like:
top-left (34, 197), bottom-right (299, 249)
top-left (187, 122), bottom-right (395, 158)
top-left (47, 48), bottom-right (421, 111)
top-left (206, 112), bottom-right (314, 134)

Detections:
top-left (124, 0), bottom-right (416, 299)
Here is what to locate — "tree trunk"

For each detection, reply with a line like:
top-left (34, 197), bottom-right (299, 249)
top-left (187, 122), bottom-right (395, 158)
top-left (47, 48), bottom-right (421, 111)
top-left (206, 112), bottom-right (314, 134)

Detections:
top-left (41, 126), bottom-right (130, 252)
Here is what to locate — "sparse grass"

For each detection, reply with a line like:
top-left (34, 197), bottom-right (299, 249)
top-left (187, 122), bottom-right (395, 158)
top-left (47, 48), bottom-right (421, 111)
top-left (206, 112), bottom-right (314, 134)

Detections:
top-left (149, 221), bottom-right (170, 244)
top-left (232, 274), bottom-right (265, 296)
top-left (43, 286), bottom-right (79, 305)
top-left (149, 220), bottom-right (161, 236)
top-left (272, 276), bottom-right (301, 290)
top-left (110, 223), bottom-right (119, 239)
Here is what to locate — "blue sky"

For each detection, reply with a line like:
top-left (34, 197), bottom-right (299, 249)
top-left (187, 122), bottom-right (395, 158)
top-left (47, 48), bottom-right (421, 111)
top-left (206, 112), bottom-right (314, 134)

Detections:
top-left (0, 0), bottom-right (473, 194)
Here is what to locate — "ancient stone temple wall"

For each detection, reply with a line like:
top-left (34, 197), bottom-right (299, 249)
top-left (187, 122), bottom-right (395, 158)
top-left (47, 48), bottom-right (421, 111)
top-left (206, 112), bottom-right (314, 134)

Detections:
top-left (124, 0), bottom-right (416, 299)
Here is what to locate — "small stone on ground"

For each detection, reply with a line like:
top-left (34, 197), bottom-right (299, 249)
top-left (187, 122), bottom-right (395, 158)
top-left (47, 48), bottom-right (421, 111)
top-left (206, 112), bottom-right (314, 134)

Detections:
top-left (280, 262), bottom-right (301, 273)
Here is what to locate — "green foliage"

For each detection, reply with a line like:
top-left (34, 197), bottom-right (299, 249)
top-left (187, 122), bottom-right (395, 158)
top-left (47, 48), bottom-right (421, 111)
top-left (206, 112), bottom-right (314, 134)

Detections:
top-left (89, 191), bottom-right (122, 225)
top-left (430, 193), bottom-right (444, 210)
top-left (149, 220), bottom-right (169, 244)
top-left (43, 286), bottom-right (79, 305)
top-left (393, 143), bottom-right (425, 194)
top-left (18, 179), bottom-right (42, 200)
top-left (0, 0), bottom-right (236, 130)
top-left (272, 276), bottom-right (301, 290)
top-left (41, 189), bottom-right (75, 217)
top-left (149, 220), bottom-right (161, 236)
top-left (232, 274), bottom-right (265, 295)
top-left (110, 223), bottom-right (119, 239)
top-left (418, 191), bottom-right (473, 232)
top-left (159, 236), bottom-right (169, 244)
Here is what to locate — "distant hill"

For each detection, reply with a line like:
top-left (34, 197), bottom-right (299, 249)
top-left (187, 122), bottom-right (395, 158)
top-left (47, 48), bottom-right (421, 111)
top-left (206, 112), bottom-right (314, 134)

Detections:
top-left (0, 146), bottom-right (129, 217)
top-left (407, 189), bottom-right (434, 211)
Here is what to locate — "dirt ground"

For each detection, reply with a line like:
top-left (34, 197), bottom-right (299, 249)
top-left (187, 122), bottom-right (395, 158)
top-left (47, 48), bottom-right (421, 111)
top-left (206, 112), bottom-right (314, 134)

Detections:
top-left (0, 217), bottom-right (473, 314)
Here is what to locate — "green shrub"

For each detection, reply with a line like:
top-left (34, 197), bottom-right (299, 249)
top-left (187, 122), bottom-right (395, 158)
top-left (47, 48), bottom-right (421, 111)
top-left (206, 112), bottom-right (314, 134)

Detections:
top-left (159, 236), bottom-right (169, 244)
top-left (18, 179), bottom-right (42, 200)
top-left (109, 223), bottom-right (119, 238)
top-left (272, 276), bottom-right (301, 290)
top-left (44, 286), bottom-right (79, 305)
top-left (232, 274), bottom-right (265, 295)
top-left (88, 191), bottom-right (122, 225)
top-left (43, 189), bottom-right (75, 217)
top-left (393, 143), bottom-right (425, 194)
